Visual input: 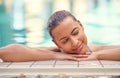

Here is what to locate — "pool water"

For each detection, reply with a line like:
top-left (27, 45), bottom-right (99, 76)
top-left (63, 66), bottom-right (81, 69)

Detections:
top-left (0, 0), bottom-right (120, 47)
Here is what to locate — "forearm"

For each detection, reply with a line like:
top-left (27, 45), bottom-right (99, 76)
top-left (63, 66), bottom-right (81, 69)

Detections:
top-left (96, 48), bottom-right (120, 61)
top-left (0, 44), bottom-right (57, 62)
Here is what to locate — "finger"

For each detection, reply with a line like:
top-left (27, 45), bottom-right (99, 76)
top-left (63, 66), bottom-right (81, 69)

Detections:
top-left (77, 57), bottom-right (97, 61)
top-left (66, 57), bottom-right (79, 61)
top-left (72, 55), bottom-right (89, 58)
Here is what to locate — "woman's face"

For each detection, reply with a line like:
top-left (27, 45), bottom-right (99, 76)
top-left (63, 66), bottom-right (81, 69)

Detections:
top-left (51, 16), bottom-right (89, 54)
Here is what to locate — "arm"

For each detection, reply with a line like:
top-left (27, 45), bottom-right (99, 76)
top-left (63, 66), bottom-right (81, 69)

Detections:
top-left (97, 48), bottom-right (120, 60)
top-left (0, 44), bottom-right (57, 62)
top-left (78, 48), bottom-right (120, 61)
top-left (0, 44), bottom-right (82, 62)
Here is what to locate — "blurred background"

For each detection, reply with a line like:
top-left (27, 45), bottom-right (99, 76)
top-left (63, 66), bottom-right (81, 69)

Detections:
top-left (0, 0), bottom-right (120, 47)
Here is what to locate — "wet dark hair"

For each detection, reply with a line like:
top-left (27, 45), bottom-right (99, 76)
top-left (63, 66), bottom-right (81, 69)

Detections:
top-left (47, 10), bottom-right (77, 38)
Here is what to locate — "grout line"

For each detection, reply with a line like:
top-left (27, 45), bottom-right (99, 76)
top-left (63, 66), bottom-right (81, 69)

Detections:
top-left (7, 62), bottom-right (13, 67)
top-left (53, 60), bottom-right (57, 67)
top-left (98, 60), bottom-right (104, 67)
top-left (29, 61), bottom-right (36, 67)
top-left (77, 61), bottom-right (79, 68)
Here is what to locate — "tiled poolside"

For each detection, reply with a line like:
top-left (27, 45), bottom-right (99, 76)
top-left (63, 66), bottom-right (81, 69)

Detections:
top-left (0, 60), bottom-right (120, 78)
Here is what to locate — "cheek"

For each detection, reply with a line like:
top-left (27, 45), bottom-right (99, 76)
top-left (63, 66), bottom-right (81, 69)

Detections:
top-left (78, 32), bottom-right (87, 44)
top-left (53, 39), bottom-right (62, 48)
top-left (54, 38), bottom-right (69, 50)
top-left (60, 44), bottom-right (71, 53)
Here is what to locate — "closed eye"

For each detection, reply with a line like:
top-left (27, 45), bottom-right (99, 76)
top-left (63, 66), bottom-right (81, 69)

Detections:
top-left (72, 29), bottom-right (79, 36)
top-left (61, 38), bottom-right (69, 44)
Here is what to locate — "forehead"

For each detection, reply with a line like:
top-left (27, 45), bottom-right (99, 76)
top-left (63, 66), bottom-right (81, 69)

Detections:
top-left (51, 17), bottom-right (78, 40)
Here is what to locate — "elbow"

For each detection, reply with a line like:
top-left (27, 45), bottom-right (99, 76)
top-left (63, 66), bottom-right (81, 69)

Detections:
top-left (0, 55), bottom-right (12, 62)
top-left (1, 56), bottom-right (22, 62)
top-left (0, 44), bottom-right (22, 62)
top-left (0, 53), bottom-right (15, 62)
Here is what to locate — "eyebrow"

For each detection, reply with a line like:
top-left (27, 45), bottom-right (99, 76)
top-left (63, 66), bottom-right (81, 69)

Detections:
top-left (71, 27), bottom-right (78, 34)
top-left (59, 27), bottom-right (78, 41)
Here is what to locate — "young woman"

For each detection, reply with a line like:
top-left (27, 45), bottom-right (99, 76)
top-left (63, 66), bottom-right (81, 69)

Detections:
top-left (47, 10), bottom-right (120, 61)
top-left (0, 10), bottom-right (120, 62)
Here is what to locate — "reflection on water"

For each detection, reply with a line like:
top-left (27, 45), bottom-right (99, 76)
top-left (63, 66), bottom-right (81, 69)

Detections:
top-left (0, 0), bottom-right (120, 47)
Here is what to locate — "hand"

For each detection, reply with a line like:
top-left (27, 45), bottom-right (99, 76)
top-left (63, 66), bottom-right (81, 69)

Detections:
top-left (77, 52), bottom-right (98, 61)
top-left (54, 52), bottom-right (88, 61)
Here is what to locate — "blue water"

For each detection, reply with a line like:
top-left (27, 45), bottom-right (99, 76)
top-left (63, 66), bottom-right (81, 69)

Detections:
top-left (84, 12), bottom-right (120, 45)
top-left (0, 0), bottom-right (120, 47)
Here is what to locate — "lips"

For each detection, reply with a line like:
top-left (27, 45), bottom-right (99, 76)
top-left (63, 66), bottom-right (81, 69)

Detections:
top-left (72, 42), bottom-right (83, 52)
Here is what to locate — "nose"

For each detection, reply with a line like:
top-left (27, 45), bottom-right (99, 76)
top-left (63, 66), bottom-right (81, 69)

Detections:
top-left (70, 37), bottom-right (78, 47)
